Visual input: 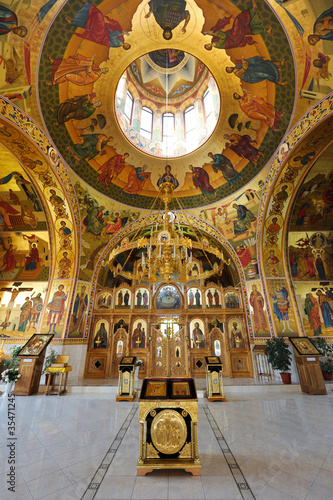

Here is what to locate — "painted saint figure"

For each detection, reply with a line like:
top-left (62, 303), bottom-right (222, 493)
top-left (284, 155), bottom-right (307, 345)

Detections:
top-left (29, 293), bottom-right (43, 330)
top-left (51, 95), bottom-right (102, 126)
top-left (226, 56), bottom-right (287, 85)
top-left (214, 290), bottom-right (220, 306)
top-left (68, 134), bottom-right (113, 163)
top-left (207, 290), bottom-right (213, 307)
top-left (124, 291), bottom-right (130, 307)
top-left (188, 289), bottom-right (194, 307)
top-left (98, 153), bottom-right (129, 187)
top-left (123, 165), bottom-right (150, 196)
top-left (46, 54), bottom-right (109, 87)
top-left (132, 322), bottom-right (145, 348)
top-left (250, 284), bottom-right (268, 334)
top-left (192, 322), bottom-right (205, 348)
top-left (232, 203), bottom-right (255, 236)
top-left (308, 7), bottom-right (333, 46)
top-left (195, 289), bottom-right (201, 307)
top-left (204, 1), bottom-right (270, 51)
top-left (145, 0), bottom-right (190, 40)
top-left (65, 1), bottom-right (131, 49)
top-left (0, 5), bottom-right (27, 37)
top-left (233, 92), bottom-right (284, 132)
top-left (223, 134), bottom-right (263, 165)
top-left (270, 285), bottom-right (292, 333)
top-left (72, 286), bottom-right (88, 334)
top-left (25, 243), bottom-right (40, 271)
top-left (94, 323), bottom-right (108, 348)
top-left (231, 322), bottom-right (243, 347)
top-left (18, 297), bottom-right (32, 332)
top-left (47, 285), bottom-right (68, 334)
top-left (208, 152), bottom-right (242, 186)
top-left (136, 290), bottom-right (142, 307)
top-left (316, 290), bottom-right (333, 328)
top-left (189, 165), bottom-right (214, 193)
top-left (1, 242), bottom-right (17, 274)
top-left (157, 165), bottom-right (179, 188)
top-left (305, 293), bottom-right (322, 336)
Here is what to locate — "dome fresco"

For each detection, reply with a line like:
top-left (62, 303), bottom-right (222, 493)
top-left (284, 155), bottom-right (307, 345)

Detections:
top-left (115, 50), bottom-right (220, 158)
top-left (38, 0), bottom-right (295, 210)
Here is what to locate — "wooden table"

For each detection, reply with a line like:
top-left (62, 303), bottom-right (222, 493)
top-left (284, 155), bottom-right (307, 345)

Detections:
top-left (45, 366), bottom-right (72, 396)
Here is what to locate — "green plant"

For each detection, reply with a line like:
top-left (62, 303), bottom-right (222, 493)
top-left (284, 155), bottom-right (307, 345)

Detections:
top-left (4, 345), bottom-right (21, 370)
top-left (266, 337), bottom-right (292, 373)
top-left (310, 337), bottom-right (333, 374)
top-left (1, 368), bottom-right (21, 383)
top-left (42, 348), bottom-right (58, 374)
top-left (320, 359), bottom-right (333, 375)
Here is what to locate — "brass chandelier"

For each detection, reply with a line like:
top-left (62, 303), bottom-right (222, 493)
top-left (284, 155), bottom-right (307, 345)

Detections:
top-left (107, 180), bottom-right (229, 284)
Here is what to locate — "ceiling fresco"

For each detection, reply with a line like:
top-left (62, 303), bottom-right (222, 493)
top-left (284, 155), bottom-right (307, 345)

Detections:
top-left (38, 0), bottom-right (295, 210)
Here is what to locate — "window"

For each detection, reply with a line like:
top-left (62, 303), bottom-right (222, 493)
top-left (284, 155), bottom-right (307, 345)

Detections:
top-left (184, 105), bottom-right (195, 141)
top-left (203, 88), bottom-right (213, 121)
top-left (214, 340), bottom-right (221, 356)
top-left (116, 340), bottom-right (123, 357)
top-left (140, 107), bottom-right (153, 139)
top-left (124, 91), bottom-right (133, 123)
top-left (162, 112), bottom-right (175, 141)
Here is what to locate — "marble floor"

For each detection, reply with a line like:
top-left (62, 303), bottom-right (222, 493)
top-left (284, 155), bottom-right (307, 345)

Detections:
top-left (0, 384), bottom-right (333, 500)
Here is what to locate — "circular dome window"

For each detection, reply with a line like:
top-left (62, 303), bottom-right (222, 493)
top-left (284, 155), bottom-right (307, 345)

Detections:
top-left (115, 50), bottom-right (220, 158)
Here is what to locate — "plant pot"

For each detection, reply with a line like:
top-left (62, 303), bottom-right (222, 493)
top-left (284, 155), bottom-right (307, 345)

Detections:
top-left (322, 371), bottom-right (333, 381)
top-left (280, 372), bottom-right (291, 384)
top-left (2, 381), bottom-right (15, 397)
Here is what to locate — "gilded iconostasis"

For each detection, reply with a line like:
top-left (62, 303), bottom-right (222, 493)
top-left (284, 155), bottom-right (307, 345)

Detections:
top-left (0, 0), bottom-right (332, 356)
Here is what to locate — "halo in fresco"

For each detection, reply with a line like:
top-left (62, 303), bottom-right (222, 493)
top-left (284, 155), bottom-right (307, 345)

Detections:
top-left (38, 0), bottom-right (295, 210)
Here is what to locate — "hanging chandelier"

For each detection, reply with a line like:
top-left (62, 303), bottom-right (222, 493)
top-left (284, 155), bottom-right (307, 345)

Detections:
top-left (106, 179), bottom-right (229, 284)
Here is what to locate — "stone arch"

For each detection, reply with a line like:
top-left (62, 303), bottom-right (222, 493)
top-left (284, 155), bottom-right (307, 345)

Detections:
top-left (0, 98), bottom-right (79, 338)
top-left (259, 93), bottom-right (333, 337)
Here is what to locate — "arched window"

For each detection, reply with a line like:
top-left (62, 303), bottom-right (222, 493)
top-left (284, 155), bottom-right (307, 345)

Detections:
top-left (203, 88), bottom-right (213, 122)
top-left (214, 340), bottom-right (221, 356)
top-left (162, 112), bottom-right (175, 142)
top-left (116, 340), bottom-right (123, 357)
top-left (184, 105), bottom-right (195, 142)
top-left (124, 91), bottom-right (133, 123)
top-left (140, 107), bottom-right (153, 139)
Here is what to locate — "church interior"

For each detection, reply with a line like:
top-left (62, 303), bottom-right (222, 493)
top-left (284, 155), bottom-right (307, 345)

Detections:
top-left (0, 0), bottom-right (332, 498)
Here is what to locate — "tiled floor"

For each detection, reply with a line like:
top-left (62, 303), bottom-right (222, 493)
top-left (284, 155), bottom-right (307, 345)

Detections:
top-left (0, 383), bottom-right (332, 500)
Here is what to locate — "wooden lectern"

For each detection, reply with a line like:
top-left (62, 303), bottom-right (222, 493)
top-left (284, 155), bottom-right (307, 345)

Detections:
top-left (289, 337), bottom-right (327, 395)
top-left (14, 334), bottom-right (54, 396)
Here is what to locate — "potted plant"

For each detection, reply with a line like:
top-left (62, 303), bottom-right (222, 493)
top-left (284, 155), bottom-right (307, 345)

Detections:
top-left (310, 338), bottom-right (333, 381)
top-left (43, 348), bottom-right (58, 385)
top-left (1, 367), bottom-right (21, 397)
top-left (3, 345), bottom-right (21, 371)
top-left (266, 337), bottom-right (292, 384)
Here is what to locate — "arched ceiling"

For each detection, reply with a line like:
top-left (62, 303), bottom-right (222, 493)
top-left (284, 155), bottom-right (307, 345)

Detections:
top-left (38, 0), bottom-right (296, 210)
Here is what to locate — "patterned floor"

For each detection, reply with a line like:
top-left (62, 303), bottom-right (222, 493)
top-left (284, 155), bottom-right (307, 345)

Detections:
top-left (0, 384), bottom-right (333, 500)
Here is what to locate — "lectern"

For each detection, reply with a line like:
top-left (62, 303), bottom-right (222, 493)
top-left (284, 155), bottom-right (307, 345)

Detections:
top-left (116, 356), bottom-right (137, 401)
top-left (289, 337), bottom-right (327, 395)
top-left (15, 334), bottom-right (54, 396)
top-left (137, 378), bottom-right (201, 476)
top-left (205, 356), bottom-right (226, 402)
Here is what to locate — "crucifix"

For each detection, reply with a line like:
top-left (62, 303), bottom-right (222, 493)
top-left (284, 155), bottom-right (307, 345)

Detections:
top-left (0, 283), bottom-right (34, 331)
